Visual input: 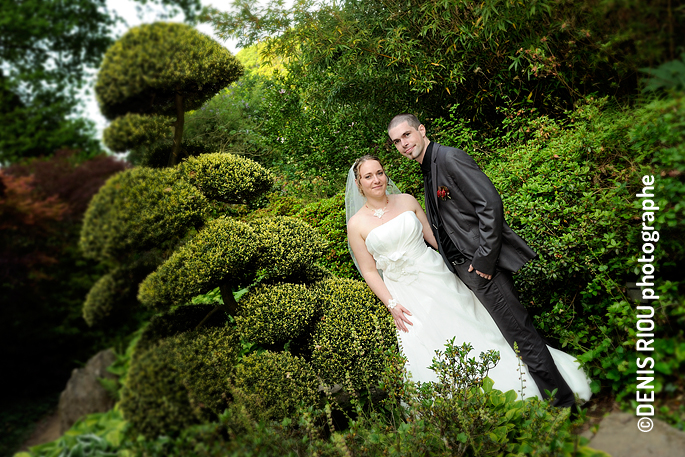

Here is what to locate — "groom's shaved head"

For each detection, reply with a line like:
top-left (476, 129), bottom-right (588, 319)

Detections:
top-left (388, 114), bottom-right (421, 132)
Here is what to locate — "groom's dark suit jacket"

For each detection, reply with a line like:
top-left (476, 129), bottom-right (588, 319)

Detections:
top-left (425, 142), bottom-right (537, 275)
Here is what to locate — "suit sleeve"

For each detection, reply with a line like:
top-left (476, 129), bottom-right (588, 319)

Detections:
top-left (443, 149), bottom-right (503, 275)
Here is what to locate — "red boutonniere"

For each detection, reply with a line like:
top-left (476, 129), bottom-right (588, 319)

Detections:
top-left (437, 186), bottom-right (451, 200)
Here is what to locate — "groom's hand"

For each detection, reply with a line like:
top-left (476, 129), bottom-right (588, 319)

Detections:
top-left (391, 304), bottom-right (413, 333)
top-left (468, 264), bottom-right (492, 280)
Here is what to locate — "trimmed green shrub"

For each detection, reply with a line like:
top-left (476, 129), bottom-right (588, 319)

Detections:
top-left (80, 167), bottom-right (209, 261)
top-left (120, 340), bottom-right (197, 439)
top-left (138, 217), bottom-right (258, 311)
top-left (95, 22), bottom-right (243, 120)
top-left (251, 216), bottom-right (327, 280)
top-left (102, 113), bottom-right (171, 153)
top-left (231, 351), bottom-right (319, 421)
top-left (310, 278), bottom-right (397, 390)
top-left (178, 152), bottom-right (273, 203)
top-left (235, 283), bottom-right (317, 345)
top-left (83, 270), bottom-right (131, 327)
top-left (122, 322), bottom-right (240, 439)
top-left (83, 255), bottom-right (161, 326)
top-left (171, 323), bottom-right (241, 420)
top-left (134, 304), bottom-right (227, 359)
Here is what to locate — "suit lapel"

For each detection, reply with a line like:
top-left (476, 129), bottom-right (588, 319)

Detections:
top-left (430, 143), bottom-right (439, 209)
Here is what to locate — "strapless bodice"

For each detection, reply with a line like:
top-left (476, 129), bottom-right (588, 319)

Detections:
top-left (365, 211), bottom-right (426, 282)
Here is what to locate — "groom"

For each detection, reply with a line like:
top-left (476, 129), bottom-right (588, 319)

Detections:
top-left (387, 113), bottom-right (576, 408)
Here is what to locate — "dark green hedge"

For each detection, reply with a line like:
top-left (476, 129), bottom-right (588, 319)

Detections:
top-left (80, 167), bottom-right (209, 261)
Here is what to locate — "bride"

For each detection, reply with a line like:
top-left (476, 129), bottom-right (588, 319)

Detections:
top-left (346, 155), bottom-right (592, 402)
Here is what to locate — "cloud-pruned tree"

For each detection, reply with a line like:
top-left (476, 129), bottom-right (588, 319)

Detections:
top-left (79, 151), bottom-right (396, 438)
top-left (96, 22), bottom-right (244, 166)
top-left (0, 0), bottom-right (203, 163)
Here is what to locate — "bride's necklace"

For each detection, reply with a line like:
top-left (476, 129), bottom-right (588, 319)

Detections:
top-left (366, 196), bottom-right (389, 219)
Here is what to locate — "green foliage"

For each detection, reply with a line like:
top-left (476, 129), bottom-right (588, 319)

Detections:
top-left (170, 324), bottom-right (241, 420)
top-left (79, 167), bottom-right (209, 261)
top-left (642, 54), bottom-right (685, 93)
top-left (128, 139), bottom-right (210, 168)
top-left (17, 336), bottom-right (611, 457)
top-left (112, 322), bottom-right (238, 442)
top-left (231, 350), bottom-right (320, 421)
top-left (133, 304), bottom-right (226, 358)
top-left (433, 94), bottom-right (685, 405)
top-left (295, 193), bottom-right (358, 279)
top-left (83, 270), bottom-right (131, 327)
top-left (309, 278), bottom-right (397, 389)
top-left (137, 217), bottom-right (257, 311)
top-left (125, 406), bottom-right (338, 457)
top-left (251, 216), bottom-right (327, 280)
top-left (338, 339), bottom-right (605, 457)
top-left (255, 77), bottom-right (400, 192)
top-left (183, 44), bottom-right (276, 158)
top-left (235, 41), bottom-right (286, 78)
top-left (18, 407), bottom-right (129, 457)
top-left (102, 113), bottom-right (171, 153)
top-left (0, 0), bottom-right (113, 163)
top-left (0, 0), bottom-right (202, 163)
top-left (83, 253), bottom-right (162, 327)
top-left (235, 283), bottom-right (317, 345)
top-left (207, 0), bottom-right (684, 187)
top-left (0, 85), bottom-right (104, 163)
top-left (120, 340), bottom-right (197, 439)
top-left (95, 22), bottom-right (243, 120)
top-left (178, 152), bottom-right (273, 203)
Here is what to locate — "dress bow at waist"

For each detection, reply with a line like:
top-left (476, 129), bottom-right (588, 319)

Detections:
top-left (374, 250), bottom-right (419, 283)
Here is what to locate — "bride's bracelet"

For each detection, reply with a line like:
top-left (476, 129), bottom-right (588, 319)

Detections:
top-left (387, 299), bottom-right (398, 310)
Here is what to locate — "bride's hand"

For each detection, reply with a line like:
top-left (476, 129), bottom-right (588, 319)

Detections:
top-left (390, 304), bottom-right (413, 333)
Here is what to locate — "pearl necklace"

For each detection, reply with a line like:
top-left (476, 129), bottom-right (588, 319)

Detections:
top-left (366, 197), bottom-right (389, 219)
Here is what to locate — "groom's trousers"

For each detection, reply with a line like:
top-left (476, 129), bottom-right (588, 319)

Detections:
top-left (451, 261), bottom-right (576, 407)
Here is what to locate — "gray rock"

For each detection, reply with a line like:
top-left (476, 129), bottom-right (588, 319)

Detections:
top-left (58, 349), bottom-right (117, 433)
top-left (581, 412), bottom-right (685, 457)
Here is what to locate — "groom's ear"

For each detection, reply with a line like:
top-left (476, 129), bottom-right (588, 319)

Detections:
top-left (419, 124), bottom-right (426, 136)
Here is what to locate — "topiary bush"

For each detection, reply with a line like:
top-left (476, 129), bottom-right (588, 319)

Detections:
top-left (132, 304), bottom-right (227, 365)
top-left (121, 319), bottom-right (242, 439)
top-left (83, 270), bottom-right (132, 327)
top-left (231, 350), bottom-right (320, 421)
top-left (310, 278), bottom-right (397, 390)
top-left (170, 323), bottom-right (241, 421)
top-left (235, 283), bottom-right (317, 346)
top-left (95, 21), bottom-right (244, 166)
top-left (251, 216), bottom-right (327, 280)
top-left (79, 167), bottom-right (209, 261)
top-left (137, 217), bottom-right (258, 311)
top-left (102, 113), bottom-right (171, 153)
top-left (120, 340), bottom-right (197, 439)
top-left (95, 22), bottom-right (243, 119)
top-left (178, 152), bottom-right (274, 203)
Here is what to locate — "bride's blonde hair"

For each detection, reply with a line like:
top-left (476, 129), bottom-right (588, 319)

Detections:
top-left (352, 154), bottom-right (384, 196)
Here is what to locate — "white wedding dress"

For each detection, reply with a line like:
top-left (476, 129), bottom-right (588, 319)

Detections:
top-left (366, 210), bottom-right (592, 402)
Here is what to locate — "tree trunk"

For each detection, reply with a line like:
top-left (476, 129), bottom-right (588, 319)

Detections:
top-left (167, 91), bottom-right (185, 167)
top-left (219, 283), bottom-right (239, 316)
top-left (195, 283), bottom-right (239, 330)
